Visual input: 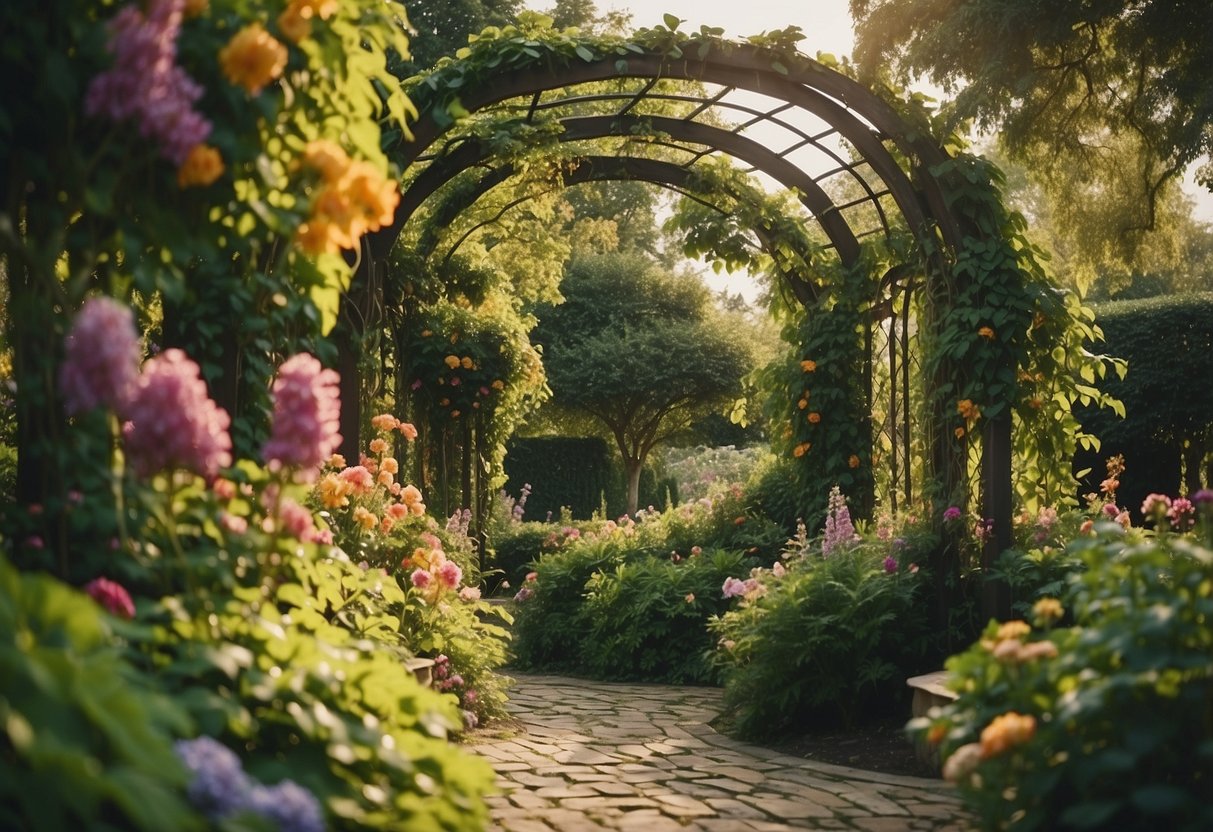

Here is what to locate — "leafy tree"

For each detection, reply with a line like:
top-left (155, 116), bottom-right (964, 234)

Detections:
top-left (850, 0), bottom-right (1213, 265)
top-left (395, 0), bottom-right (521, 73)
top-left (532, 253), bottom-right (754, 515)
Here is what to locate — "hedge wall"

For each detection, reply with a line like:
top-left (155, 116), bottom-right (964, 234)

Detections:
top-left (503, 437), bottom-right (677, 520)
top-left (1076, 294), bottom-right (1213, 513)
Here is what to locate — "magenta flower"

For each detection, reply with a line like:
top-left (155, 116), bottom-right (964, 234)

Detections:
top-left (411, 569), bottom-right (433, 590)
top-left (1193, 489), bottom-right (1213, 507)
top-left (262, 354), bottom-right (341, 478)
top-left (883, 556), bottom-right (898, 574)
top-left (278, 498), bottom-right (315, 541)
top-left (822, 486), bottom-right (858, 557)
top-left (84, 0), bottom-right (211, 165)
top-left (942, 506), bottom-right (963, 522)
top-left (437, 559), bottom-right (463, 589)
top-left (123, 349), bottom-right (232, 479)
top-left (85, 577), bottom-right (136, 619)
top-left (60, 297), bottom-right (142, 416)
top-left (1168, 497), bottom-right (1195, 531)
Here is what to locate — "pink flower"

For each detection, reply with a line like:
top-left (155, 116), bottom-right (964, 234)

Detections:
top-left (722, 576), bottom-right (747, 599)
top-left (219, 512), bottom-right (247, 534)
top-left (1141, 493), bottom-right (1172, 517)
top-left (437, 559), bottom-right (463, 589)
top-left (1102, 502), bottom-right (1120, 518)
top-left (411, 569), bottom-right (433, 589)
top-left (771, 561), bottom-right (787, 578)
top-left (883, 556), bottom-right (898, 574)
top-left (278, 498), bottom-right (315, 541)
top-left (339, 465), bottom-right (375, 494)
top-left (262, 354), bottom-right (341, 478)
top-left (513, 586), bottom-right (534, 602)
top-left (25, 535), bottom-right (44, 550)
top-left (1168, 497), bottom-right (1195, 531)
top-left (942, 506), bottom-right (963, 522)
top-left (386, 503), bottom-right (409, 520)
top-left (123, 349), bottom-right (232, 479)
top-left (459, 586), bottom-right (481, 602)
top-left (85, 577), bottom-right (136, 619)
top-left (308, 528), bottom-right (333, 545)
top-left (59, 297), bottom-right (141, 416)
top-left (84, 0), bottom-right (211, 165)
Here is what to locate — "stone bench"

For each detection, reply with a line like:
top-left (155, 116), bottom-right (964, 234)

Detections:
top-left (907, 671), bottom-right (958, 770)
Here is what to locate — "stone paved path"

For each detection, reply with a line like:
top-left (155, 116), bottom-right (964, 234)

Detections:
top-left (469, 674), bottom-right (971, 831)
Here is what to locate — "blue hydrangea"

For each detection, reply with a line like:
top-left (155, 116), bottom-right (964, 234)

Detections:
top-left (174, 736), bottom-right (251, 820)
top-left (247, 780), bottom-right (325, 832)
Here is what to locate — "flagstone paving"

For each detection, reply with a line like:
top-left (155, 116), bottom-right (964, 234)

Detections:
top-left (468, 674), bottom-right (971, 831)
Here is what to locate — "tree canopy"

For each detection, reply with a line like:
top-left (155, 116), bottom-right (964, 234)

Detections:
top-left (850, 0), bottom-right (1213, 270)
top-left (532, 252), bottom-right (754, 514)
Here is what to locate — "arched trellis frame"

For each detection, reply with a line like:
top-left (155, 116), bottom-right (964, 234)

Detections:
top-left (336, 29), bottom-right (1022, 620)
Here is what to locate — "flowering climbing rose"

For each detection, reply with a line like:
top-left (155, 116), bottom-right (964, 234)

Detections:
top-left (262, 353), bottom-right (341, 477)
top-left (123, 349), bottom-right (232, 479)
top-left (59, 296), bottom-right (142, 416)
top-left (85, 577), bottom-right (136, 619)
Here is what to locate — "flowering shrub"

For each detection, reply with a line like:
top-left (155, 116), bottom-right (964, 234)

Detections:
top-left (709, 529), bottom-right (931, 736)
top-left (915, 523), bottom-right (1213, 831)
top-left (0, 556), bottom-right (202, 831)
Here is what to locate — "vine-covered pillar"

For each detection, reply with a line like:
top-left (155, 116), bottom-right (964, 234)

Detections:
top-left (336, 254), bottom-right (377, 463)
top-left (981, 416), bottom-right (1013, 620)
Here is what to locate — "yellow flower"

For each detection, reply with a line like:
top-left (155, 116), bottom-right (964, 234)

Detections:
top-left (792, 442), bottom-right (811, 458)
top-left (318, 474), bottom-right (352, 509)
top-left (1032, 597), bottom-right (1064, 624)
top-left (848, 454), bottom-right (860, 469)
top-left (219, 23), bottom-right (288, 95)
top-left (353, 506), bottom-right (377, 531)
top-left (995, 620), bottom-right (1032, 642)
top-left (980, 712), bottom-right (1036, 759)
top-left (461, 356), bottom-right (474, 370)
top-left (800, 359), bottom-right (817, 372)
top-left (177, 144), bottom-right (224, 187)
top-left (444, 355), bottom-right (460, 369)
top-left (807, 412), bottom-right (821, 424)
top-left (977, 326), bottom-right (995, 340)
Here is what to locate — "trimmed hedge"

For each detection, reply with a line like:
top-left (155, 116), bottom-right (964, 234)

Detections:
top-left (503, 436), bottom-right (677, 520)
top-left (1077, 294), bottom-right (1213, 513)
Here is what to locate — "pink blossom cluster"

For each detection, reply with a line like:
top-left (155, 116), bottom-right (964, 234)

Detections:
top-left (59, 296), bottom-right (142, 415)
top-left (821, 485), bottom-right (858, 557)
top-left (123, 349), bottom-right (232, 479)
top-left (262, 354), bottom-right (342, 478)
top-left (85, 576), bottom-right (136, 619)
top-left (84, 0), bottom-right (211, 165)
top-left (722, 575), bottom-right (760, 599)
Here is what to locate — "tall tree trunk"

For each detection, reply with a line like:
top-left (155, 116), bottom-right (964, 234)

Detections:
top-left (625, 456), bottom-right (642, 517)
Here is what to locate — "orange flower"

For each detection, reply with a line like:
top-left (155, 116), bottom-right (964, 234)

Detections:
top-left (848, 454), bottom-right (860, 469)
top-left (371, 413), bottom-right (399, 431)
top-left (377, 469), bottom-right (394, 487)
top-left (995, 620), bottom-right (1032, 642)
top-left (450, 410), bottom-right (461, 419)
top-left (461, 356), bottom-right (474, 370)
top-left (491, 379), bottom-right (505, 390)
top-left (400, 484), bottom-right (423, 507)
top-left (277, 5), bottom-right (311, 42)
top-left (380, 457), bottom-right (399, 475)
top-left (957, 399), bottom-right (981, 421)
top-left (797, 398), bottom-right (808, 410)
top-left (317, 473), bottom-right (352, 508)
top-left (219, 23), bottom-right (287, 95)
top-left (444, 355), bottom-right (461, 369)
top-left (184, 0), bottom-right (208, 16)
top-left (369, 438), bottom-right (387, 454)
top-left (399, 422), bottom-right (418, 441)
top-left (954, 426), bottom-right (966, 439)
top-left (800, 359), bottom-right (817, 372)
top-left (980, 712), bottom-right (1036, 758)
top-left (1032, 598), bottom-right (1063, 624)
top-left (327, 453), bottom-right (346, 469)
top-left (927, 723), bottom-right (948, 746)
top-left (807, 412), bottom-right (821, 424)
top-left (353, 507), bottom-right (377, 531)
top-left (177, 144), bottom-right (224, 187)
top-left (303, 140), bottom-right (351, 183)
top-left (977, 326), bottom-right (995, 340)
top-left (792, 442), bottom-right (811, 458)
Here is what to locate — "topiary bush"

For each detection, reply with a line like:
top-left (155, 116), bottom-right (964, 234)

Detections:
top-left (916, 518), bottom-right (1213, 832)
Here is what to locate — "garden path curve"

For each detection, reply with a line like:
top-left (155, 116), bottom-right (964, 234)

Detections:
top-left (469, 674), bottom-right (971, 831)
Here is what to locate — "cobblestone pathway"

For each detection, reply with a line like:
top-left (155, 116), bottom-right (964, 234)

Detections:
top-left (469, 674), bottom-right (971, 831)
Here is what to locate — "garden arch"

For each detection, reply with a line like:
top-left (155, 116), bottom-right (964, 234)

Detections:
top-left (336, 26), bottom-right (1020, 616)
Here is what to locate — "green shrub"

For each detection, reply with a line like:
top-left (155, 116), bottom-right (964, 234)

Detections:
top-left (709, 542), bottom-right (932, 736)
top-left (0, 557), bottom-right (201, 832)
top-left (579, 548), bottom-right (749, 684)
top-left (917, 524), bottom-right (1213, 832)
top-left (485, 522), bottom-right (554, 593)
top-left (743, 455), bottom-right (804, 533)
top-left (1077, 294), bottom-right (1213, 514)
top-left (503, 437), bottom-right (616, 520)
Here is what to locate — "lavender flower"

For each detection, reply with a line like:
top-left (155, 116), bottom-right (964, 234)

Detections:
top-left (174, 737), bottom-right (251, 820)
top-left (246, 781), bottom-right (325, 832)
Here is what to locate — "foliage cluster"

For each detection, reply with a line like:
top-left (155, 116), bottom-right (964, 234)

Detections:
top-left (708, 527), bottom-right (934, 736)
top-left (916, 519), bottom-right (1213, 832)
top-left (1075, 294), bottom-right (1213, 510)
